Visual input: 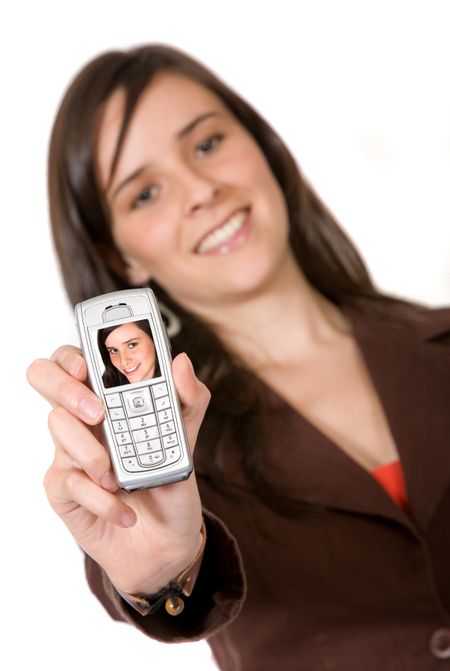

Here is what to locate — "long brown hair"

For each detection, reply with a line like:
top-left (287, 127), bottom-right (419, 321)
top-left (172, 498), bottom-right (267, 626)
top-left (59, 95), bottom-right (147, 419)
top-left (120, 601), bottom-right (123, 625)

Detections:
top-left (48, 44), bottom-right (397, 512)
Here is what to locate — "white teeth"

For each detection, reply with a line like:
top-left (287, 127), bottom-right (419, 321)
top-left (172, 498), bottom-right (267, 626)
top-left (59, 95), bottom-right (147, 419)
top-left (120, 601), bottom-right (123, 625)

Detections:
top-left (197, 210), bottom-right (247, 253)
top-left (125, 365), bottom-right (139, 373)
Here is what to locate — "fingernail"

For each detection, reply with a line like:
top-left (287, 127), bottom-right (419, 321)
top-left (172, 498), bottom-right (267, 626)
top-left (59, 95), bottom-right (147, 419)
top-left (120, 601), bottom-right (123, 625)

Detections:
top-left (121, 511), bottom-right (137, 528)
top-left (78, 397), bottom-right (104, 423)
top-left (100, 470), bottom-right (117, 492)
top-left (182, 352), bottom-right (194, 371)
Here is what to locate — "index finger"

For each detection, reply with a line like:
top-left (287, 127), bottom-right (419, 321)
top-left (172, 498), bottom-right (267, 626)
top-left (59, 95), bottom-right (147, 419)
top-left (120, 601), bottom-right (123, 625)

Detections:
top-left (51, 345), bottom-right (88, 381)
top-left (27, 347), bottom-right (104, 425)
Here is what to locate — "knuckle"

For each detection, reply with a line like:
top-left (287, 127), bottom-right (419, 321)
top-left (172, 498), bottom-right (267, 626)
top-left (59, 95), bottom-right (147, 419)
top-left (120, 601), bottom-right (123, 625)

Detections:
top-left (202, 382), bottom-right (212, 402)
top-left (84, 451), bottom-right (109, 479)
top-left (65, 469), bottom-right (84, 496)
top-left (43, 463), bottom-right (56, 494)
top-left (197, 381), bottom-right (211, 406)
top-left (52, 345), bottom-right (85, 375)
top-left (50, 345), bottom-right (71, 361)
top-left (47, 406), bottom-right (67, 433)
top-left (97, 497), bottom-right (116, 521)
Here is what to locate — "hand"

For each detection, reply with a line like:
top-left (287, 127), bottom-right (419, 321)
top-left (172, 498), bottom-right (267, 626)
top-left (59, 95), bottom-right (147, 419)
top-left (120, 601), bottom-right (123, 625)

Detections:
top-left (27, 346), bottom-right (210, 595)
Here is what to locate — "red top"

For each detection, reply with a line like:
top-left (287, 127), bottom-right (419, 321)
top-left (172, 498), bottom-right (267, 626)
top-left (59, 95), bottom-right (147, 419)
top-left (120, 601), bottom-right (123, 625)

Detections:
top-left (372, 460), bottom-right (408, 512)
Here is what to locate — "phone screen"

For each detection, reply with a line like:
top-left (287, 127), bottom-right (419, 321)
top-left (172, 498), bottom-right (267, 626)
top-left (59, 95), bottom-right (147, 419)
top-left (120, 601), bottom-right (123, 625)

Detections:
top-left (93, 318), bottom-right (162, 390)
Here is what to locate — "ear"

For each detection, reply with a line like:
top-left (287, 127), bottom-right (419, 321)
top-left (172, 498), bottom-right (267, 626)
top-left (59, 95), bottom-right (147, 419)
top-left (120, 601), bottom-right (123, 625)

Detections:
top-left (99, 246), bottom-right (152, 286)
top-left (124, 254), bottom-right (152, 286)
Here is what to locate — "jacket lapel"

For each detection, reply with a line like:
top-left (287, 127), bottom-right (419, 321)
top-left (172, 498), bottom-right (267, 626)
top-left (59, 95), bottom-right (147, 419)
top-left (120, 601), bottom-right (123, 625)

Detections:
top-left (346, 302), bottom-right (450, 531)
top-left (263, 302), bottom-right (450, 532)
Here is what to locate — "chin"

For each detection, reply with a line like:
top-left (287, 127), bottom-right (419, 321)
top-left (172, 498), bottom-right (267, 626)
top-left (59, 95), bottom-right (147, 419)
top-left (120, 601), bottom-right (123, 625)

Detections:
top-left (226, 261), bottom-right (282, 293)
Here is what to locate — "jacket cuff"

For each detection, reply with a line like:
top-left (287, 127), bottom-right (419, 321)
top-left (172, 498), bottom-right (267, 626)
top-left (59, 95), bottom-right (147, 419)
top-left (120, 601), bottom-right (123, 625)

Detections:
top-left (85, 509), bottom-right (246, 642)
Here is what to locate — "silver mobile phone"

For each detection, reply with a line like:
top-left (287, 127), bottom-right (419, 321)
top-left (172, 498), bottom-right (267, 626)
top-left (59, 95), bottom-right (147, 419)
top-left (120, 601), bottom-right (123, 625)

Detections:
top-left (75, 288), bottom-right (193, 491)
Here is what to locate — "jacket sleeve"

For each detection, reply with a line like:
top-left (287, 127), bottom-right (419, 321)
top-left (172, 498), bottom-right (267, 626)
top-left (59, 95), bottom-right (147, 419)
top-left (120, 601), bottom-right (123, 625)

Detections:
top-left (84, 508), bottom-right (246, 642)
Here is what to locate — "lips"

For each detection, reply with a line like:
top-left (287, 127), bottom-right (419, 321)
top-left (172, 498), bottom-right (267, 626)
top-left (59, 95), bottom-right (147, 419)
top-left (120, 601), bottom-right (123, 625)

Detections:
top-left (124, 363), bottom-right (140, 376)
top-left (195, 208), bottom-right (249, 255)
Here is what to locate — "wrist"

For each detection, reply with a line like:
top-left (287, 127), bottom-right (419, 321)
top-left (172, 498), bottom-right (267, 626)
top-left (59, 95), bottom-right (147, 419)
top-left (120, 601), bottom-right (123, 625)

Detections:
top-left (116, 519), bottom-right (207, 616)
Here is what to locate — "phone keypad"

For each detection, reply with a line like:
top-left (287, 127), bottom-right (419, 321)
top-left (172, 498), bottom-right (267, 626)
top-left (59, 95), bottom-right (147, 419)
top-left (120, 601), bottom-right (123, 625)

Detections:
top-left (165, 445), bottom-right (181, 463)
top-left (105, 382), bottom-right (181, 473)
top-left (158, 408), bottom-right (173, 423)
top-left (152, 383), bottom-right (168, 398)
top-left (129, 415), bottom-right (157, 430)
top-left (163, 433), bottom-right (178, 448)
top-left (110, 407), bottom-right (125, 420)
top-left (124, 388), bottom-right (153, 416)
top-left (106, 393), bottom-right (122, 408)
top-left (133, 426), bottom-right (159, 442)
top-left (136, 438), bottom-right (162, 455)
top-left (160, 421), bottom-right (175, 436)
top-left (121, 456), bottom-right (144, 472)
top-left (139, 451), bottom-right (164, 467)
top-left (116, 432), bottom-right (132, 445)
top-left (155, 396), bottom-right (171, 411)
top-left (112, 420), bottom-right (128, 433)
top-left (118, 444), bottom-right (135, 458)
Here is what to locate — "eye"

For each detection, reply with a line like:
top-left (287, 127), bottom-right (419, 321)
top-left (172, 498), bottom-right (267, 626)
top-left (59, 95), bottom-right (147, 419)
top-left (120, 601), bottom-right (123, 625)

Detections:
top-left (132, 185), bottom-right (158, 209)
top-left (107, 347), bottom-right (118, 356)
top-left (128, 341), bottom-right (138, 349)
top-left (195, 134), bottom-right (223, 156)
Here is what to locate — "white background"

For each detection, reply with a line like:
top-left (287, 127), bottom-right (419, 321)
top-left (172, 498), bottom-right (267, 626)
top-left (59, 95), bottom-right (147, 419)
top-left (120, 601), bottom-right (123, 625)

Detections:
top-left (3, 1), bottom-right (449, 669)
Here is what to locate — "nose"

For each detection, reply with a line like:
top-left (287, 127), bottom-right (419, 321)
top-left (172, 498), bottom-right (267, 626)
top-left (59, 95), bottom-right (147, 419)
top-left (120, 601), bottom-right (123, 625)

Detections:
top-left (179, 165), bottom-right (221, 215)
top-left (119, 349), bottom-right (132, 368)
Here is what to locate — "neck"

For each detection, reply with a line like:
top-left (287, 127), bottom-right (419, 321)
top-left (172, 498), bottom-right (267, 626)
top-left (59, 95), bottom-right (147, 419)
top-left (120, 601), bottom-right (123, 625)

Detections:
top-left (192, 255), bottom-right (350, 370)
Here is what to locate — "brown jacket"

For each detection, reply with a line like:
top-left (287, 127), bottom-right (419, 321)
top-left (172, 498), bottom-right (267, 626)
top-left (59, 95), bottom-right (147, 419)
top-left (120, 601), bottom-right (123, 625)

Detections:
top-left (86, 302), bottom-right (450, 670)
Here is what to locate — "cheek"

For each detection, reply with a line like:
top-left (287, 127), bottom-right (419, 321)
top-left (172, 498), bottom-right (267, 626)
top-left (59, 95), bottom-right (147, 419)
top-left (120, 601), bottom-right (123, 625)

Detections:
top-left (112, 214), bottom-right (176, 268)
top-left (230, 144), bottom-right (284, 200)
top-left (249, 157), bottom-right (288, 219)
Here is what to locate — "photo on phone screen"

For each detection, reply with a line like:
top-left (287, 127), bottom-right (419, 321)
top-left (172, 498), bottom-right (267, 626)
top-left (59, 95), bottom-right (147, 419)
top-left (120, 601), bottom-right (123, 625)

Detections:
top-left (96, 318), bottom-right (161, 389)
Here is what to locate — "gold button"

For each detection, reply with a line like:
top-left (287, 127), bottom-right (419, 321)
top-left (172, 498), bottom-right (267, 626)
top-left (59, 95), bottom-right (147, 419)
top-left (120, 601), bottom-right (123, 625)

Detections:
top-left (165, 596), bottom-right (184, 616)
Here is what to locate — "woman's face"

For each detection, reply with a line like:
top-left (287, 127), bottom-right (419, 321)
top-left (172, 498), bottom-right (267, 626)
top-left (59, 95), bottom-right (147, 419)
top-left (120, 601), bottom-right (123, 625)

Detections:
top-left (104, 323), bottom-right (156, 382)
top-left (96, 73), bottom-right (291, 314)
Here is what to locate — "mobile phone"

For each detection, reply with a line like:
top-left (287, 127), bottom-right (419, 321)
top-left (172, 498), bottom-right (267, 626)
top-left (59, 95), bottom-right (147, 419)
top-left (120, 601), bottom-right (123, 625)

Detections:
top-left (75, 288), bottom-right (193, 491)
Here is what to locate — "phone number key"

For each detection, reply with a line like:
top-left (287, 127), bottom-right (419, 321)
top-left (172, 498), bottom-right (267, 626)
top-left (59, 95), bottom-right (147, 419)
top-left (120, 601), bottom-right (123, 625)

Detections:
top-left (160, 421), bottom-right (175, 436)
top-left (115, 432), bottom-right (132, 445)
top-left (139, 451), bottom-right (165, 467)
top-left (164, 445), bottom-right (181, 464)
top-left (162, 433), bottom-right (179, 448)
top-left (136, 438), bottom-right (162, 455)
top-left (118, 444), bottom-right (136, 458)
top-left (129, 414), bottom-right (157, 430)
top-left (158, 408), bottom-right (173, 423)
top-left (112, 419), bottom-right (128, 433)
top-left (121, 456), bottom-right (144, 472)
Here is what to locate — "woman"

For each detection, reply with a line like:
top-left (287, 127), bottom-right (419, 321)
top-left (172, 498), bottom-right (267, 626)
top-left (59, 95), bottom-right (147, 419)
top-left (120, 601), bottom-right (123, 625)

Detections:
top-left (98, 319), bottom-right (158, 387)
top-left (27, 45), bottom-right (450, 669)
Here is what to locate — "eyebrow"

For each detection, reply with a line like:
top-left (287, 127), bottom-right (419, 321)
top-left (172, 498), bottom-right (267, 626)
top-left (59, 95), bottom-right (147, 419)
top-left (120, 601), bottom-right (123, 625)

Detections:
top-left (106, 337), bottom-right (141, 350)
top-left (177, 111), bottom-right (218, 139)
top-left (109, 111), bottom-right (219, 202)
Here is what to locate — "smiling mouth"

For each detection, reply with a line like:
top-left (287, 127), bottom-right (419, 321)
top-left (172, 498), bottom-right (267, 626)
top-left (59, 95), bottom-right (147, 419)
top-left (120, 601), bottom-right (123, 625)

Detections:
top-left (124, 364), bottom-right (140, 376)
top-left (196, 209), bottom-right (249, 254)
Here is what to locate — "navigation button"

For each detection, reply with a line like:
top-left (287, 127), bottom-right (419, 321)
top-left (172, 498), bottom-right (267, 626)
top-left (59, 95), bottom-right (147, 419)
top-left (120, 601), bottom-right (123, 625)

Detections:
top-left (123, 387), bottom-right (153, 416)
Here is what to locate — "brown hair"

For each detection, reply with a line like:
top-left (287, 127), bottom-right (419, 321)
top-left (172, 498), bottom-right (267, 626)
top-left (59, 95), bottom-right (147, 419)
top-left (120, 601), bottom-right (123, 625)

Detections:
top-left (48, 44), bottom-right (395, 512)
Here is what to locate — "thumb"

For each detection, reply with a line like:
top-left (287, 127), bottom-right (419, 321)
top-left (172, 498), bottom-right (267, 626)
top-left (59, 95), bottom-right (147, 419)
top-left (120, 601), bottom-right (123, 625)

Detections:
top-left (172, 353), bottom-right (211, 449)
